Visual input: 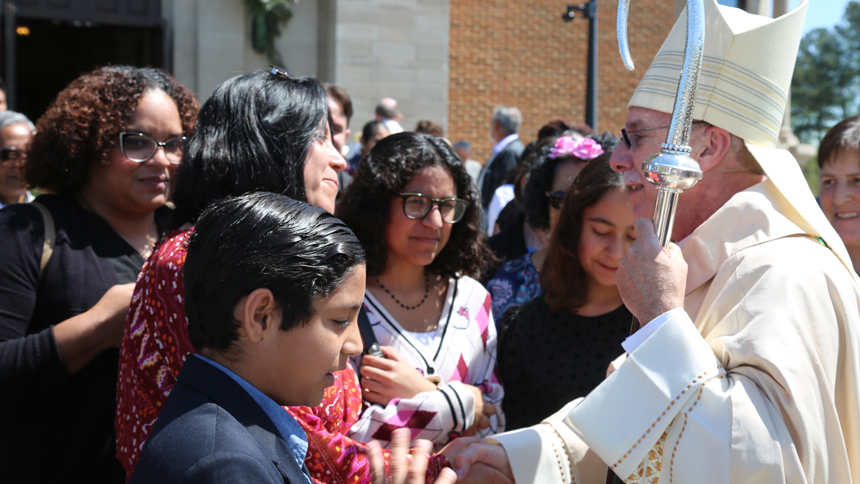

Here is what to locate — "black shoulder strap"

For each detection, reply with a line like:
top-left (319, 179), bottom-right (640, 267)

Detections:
top-left (357, 305), bottom-right (384, 357)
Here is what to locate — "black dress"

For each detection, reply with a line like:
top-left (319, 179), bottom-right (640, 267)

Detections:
top-left (0, 194), bottom-right (162, 484)
top-left (497, 296), bottom-right (632, 431)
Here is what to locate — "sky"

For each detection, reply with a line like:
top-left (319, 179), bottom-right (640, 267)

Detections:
top-left (792, 0), bottom-right (851, 33)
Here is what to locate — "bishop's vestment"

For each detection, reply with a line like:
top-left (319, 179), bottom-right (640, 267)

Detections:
top-left (493, 178), bottom-right (860, 483)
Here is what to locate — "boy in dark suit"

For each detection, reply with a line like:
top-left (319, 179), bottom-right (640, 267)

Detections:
top-left (130, 193), bottom-right (366, 484)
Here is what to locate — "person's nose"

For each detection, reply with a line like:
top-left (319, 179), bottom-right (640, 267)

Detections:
top-left (834, 180), bottom-right (854, 206)
top-left (422, 204), bottom-right (445, 229)
top-left (146, 145), bottom-right (173, 169)
top-left (328, 140), bottom-right (347, 173)
top-left (343, 318), bottom-right (363, 357)
top-left (610, 144), bottom-right (632, 173)
top-left (608, 234), bottom-right (627, 261)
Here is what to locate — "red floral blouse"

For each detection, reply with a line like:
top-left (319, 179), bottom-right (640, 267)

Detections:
top-left (115, 228), bottom-right (450, 483)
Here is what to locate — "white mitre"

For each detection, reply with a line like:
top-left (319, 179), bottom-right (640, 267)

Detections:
top-left (631, 0), bottom-right (854, 273)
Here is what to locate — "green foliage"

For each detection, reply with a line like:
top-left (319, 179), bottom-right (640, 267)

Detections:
top-left (801, 157), bottom-right (821, 197)
top-left (244, 0), bottom-right (296, 66)
top-left (791, 1), bottom-right (860, 144)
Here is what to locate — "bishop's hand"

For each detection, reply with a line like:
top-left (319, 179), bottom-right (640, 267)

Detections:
top-left (617, 218), bottom-right (688, 324)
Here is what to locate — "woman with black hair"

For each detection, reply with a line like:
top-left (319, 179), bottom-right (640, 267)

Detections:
top-left (337, 132), bottom-right (505, 447)
top-left (115, 69), bottom-right (347, 474)
top-left (486, 134), bottom-right (618, 320)
top-left (496, 157), bottom-right (636, 431)
top-left (0, 66), bottom-right (197, 484)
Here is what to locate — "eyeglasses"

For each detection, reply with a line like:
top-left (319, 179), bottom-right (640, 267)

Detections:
top-left (620, 121), bottom-right (706, 150)
top-left (269, 65), bottom-right (292, 79)
top-left (398, 193), bottom-right (470, 224)
top-left (546, 190), bottom-right (567, 210)
top-left (119, 132), bottom-right (187, 164)
top-left (0, 146), bottom-right (19, 164)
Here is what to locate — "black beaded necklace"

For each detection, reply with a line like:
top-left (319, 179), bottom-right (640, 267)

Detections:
top-left (376, 273), bottom-right (430, 310)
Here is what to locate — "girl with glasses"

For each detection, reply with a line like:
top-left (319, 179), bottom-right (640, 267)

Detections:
top-left (0, 66), bottom-right (198, 484)
top-left (487, 133), bottom-right (617, 321)
top-left (337, 132), bottom-right (505, 447)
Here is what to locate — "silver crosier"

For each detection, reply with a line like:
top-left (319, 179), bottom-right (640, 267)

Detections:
top-left (617, 0), bottom-right (706, 247)
top-left (602, 1), bottom-right (706, 483)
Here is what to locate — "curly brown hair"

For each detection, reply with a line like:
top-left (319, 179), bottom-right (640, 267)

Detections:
top-left (25, 66), bottom-right (198, 195)
top-left (336, 132), bottom-right (494, 280)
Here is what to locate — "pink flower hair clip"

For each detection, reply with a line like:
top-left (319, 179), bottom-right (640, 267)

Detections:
top-left (548, 136), bottom-right (604, 160)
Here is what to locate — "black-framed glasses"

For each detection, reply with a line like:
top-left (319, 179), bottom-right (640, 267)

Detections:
top-left (119, 132), bottom-right (186, 164)
top-left (0, 146), bottom-right (19, 164)
top-left (620, 121), bottom-right (706, 150)
top-left (269, 65), bottom-right (292, 79)
top-left (546, 190), bottom-right (567, 210)
top-left (398, 193), bottom-right (470, 224)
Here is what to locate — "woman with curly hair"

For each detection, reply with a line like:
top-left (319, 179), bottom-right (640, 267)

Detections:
top-left (337, 132), bottom-right (505, 448)
top-left (486, 133), bottom-right (619, 320)
top-left (496, 157), bottom-right (635, 431)
top-left (0, 66), bottom-right (198, 484)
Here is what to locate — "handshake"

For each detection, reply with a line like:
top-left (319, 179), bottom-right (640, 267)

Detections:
top-left (369, 428), bottom-right (515, 484)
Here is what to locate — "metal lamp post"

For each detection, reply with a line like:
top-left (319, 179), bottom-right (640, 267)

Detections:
top-left (562, 1), bottom-right (598, 131)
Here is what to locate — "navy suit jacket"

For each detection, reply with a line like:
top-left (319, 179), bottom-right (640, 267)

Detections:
top-left (129, 356), bottom-right (309, 484)
top-left (480, 139), bottom-right (525, 209)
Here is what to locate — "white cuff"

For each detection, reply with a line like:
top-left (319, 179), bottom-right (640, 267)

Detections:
top-left (621, 307), bottom-right (688, 354)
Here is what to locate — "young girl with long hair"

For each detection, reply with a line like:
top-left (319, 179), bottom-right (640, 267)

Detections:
top-left (497, 157), bottom-right (636, 431)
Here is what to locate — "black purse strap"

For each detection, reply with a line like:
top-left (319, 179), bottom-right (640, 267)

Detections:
top-left (357, 305), bottom-right (384, 357)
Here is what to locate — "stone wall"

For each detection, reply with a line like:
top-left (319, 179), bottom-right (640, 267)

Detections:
top-left (323, 0), bottom-right (450, 136)
top-left (448, 0), bottom-right (675, 162)
top-left (167, 0), bottom-right (320, 104)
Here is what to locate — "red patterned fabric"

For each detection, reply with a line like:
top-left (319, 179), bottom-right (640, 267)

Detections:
top-left (115, 228), bottom-right (450, 483)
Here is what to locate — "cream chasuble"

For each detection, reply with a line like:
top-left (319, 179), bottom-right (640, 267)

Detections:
top-left (493, 178), bottom-right (860, 483)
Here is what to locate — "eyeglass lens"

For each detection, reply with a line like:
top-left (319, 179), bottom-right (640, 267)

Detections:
top-left (403, 195), bottom-right (467, 223)
top-left (0, 147), bottom-right (16, 163)
top-left (121, 133), bottom-right (185, 164)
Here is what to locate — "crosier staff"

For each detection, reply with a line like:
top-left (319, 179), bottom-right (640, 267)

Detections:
top-left (606, 0), bottom-right (705, 482)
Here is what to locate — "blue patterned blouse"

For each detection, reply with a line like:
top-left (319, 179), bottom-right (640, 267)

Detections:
top-left (487, 253), bottom-right (542, 322)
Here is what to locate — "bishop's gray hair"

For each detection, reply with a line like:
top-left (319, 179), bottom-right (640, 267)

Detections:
top-left (0, 111), bottom-right (35, 132)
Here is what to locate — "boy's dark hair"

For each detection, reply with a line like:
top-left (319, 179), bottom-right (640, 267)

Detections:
top-left (170, 70), bottom-right (330, 229)
top-left (523, 133), bottom-right (619, 231)
top-left (337, 132), bottom-right (494, 280)
top-left (185, 191), bottom-right (366, 356)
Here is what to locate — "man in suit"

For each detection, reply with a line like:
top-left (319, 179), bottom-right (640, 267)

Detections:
top-left (130, 193), bottom-right (366, 484)
top-left (477, 106), bottom-right (524, 230)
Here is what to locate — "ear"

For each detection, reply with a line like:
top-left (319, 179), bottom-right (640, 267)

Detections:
top-left (692, 125), bottom-right (733, 173)
top-left (239, 288), bottom-right (280, 344)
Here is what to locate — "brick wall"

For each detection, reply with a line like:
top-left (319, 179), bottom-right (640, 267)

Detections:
top-left (449, 0), bottom-right (675, 162)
